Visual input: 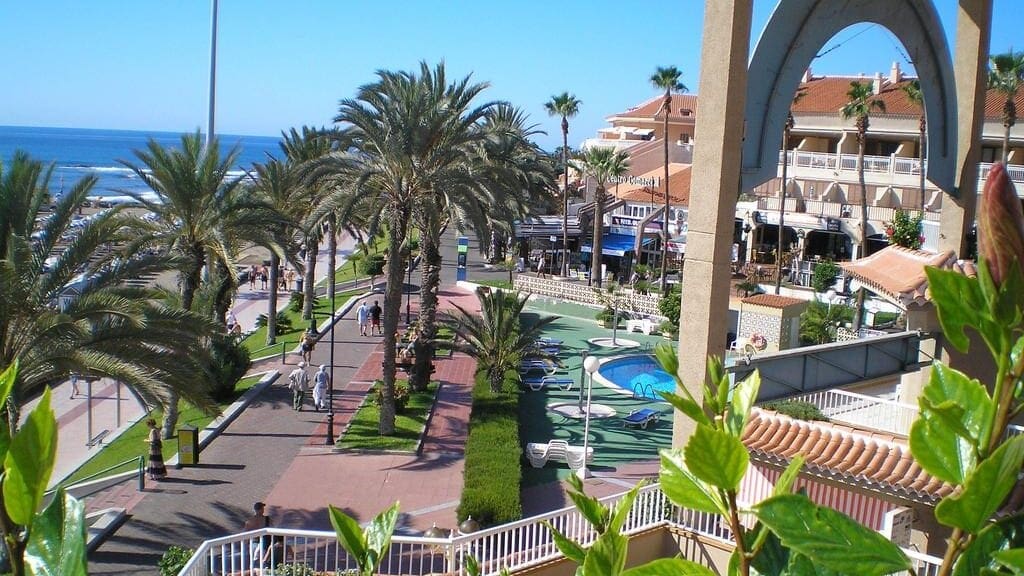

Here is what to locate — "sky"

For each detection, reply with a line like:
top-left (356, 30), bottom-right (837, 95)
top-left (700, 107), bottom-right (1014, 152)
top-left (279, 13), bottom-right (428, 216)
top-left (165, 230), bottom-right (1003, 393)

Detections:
top-left (0, 1), bottom-right (1020, 151)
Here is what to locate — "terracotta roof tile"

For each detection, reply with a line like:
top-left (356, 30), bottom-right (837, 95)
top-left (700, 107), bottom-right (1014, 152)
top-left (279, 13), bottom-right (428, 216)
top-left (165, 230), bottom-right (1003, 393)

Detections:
top-left (616, 164), bottom-right (692, 206)
top-left (611, 93), bottom-right (699, 121)
top-left (841, 246), bottom-right (960, 308)
top-left (743, 408), bottom-right (953, 504)
top-left (741, 294), bottom-right (807, 308)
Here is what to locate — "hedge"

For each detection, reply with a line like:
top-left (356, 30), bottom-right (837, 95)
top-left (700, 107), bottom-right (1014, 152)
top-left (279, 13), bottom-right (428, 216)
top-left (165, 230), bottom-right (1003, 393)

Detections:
top-left (457, 371), bottom-right (522, 526)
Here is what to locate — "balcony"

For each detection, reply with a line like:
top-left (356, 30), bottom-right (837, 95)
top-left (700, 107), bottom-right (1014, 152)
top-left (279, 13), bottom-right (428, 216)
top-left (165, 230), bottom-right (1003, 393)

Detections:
top-left (777, 388), bottom-right (918, 436)
top-left (178, 482), bottom-right (943, 576)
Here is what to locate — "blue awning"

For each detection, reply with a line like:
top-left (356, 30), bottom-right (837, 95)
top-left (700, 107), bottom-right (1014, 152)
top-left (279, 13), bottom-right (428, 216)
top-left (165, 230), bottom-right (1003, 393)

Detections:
top-left (580, 233), bottom-right (653, 257)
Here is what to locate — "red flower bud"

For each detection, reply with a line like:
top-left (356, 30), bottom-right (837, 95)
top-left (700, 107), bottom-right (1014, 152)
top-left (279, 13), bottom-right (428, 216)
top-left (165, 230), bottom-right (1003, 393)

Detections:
top-left (978, 163), bottom-right (1024, 286)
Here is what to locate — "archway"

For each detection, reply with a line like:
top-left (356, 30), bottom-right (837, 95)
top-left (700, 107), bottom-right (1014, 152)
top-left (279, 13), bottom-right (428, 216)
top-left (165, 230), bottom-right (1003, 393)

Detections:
top-left (741, 0), bottom-right (957, 195)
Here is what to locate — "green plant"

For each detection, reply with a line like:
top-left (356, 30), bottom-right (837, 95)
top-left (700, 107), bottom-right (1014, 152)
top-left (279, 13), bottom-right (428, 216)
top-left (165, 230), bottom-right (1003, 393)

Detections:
top-left (328, 502), bottom-right (399, 576)
top-left (206, 333), bottom-right (252, 402)
top-left (885, 209), bottom-right (925, 249)
top-left (659, 320), bottom-right (678, 337)
top-left (158, 545), bottom-right (194, 576)
top-left (359, 253), bottom-right (385, 277)
top-left (375, 381), bottom-right (410, 413)
top-left (760, 399), bottom-right (829, 421)
top-left (658, 285), bottom-right (681, 329)
top-left (256, 310), bottom-right (293, 335)
top-left (810, 259), bottom-right (841, 293)
top-left (270, 563), bottom-right (317, 576)
top-left (736, 279), bottom-right (759, 297)
top-left (289, 291), bottom-right (304, 313)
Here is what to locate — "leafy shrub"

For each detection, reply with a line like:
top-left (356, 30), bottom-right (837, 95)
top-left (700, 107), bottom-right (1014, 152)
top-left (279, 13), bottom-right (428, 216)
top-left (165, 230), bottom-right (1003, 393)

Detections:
top-left (255, 311), bottom-right (292, 335)
top-left (360, 253), bottom-right (385, 276)
top-left (658, 285), bottom-right (681, 329)
top-left (207, 333), bottom-right (252, 402)
top-left (885, 209), bottom-right (924, 249)
top-left (811, 259), bottom-right (841, 293)
top-left (374, 380), bottom-right (410, 413)
top-left (595, 306), bottom-right (620, 327)
top-left (270, 564), bottom-right (317, 576)
top-left (458, 372), bottom-right (521, 526)
top-left (762, 399), bottom-right (829, 421)
top-left (288, 291), bottom-right (304, 313)
top-left (158, 546), bottom-right (194, 576)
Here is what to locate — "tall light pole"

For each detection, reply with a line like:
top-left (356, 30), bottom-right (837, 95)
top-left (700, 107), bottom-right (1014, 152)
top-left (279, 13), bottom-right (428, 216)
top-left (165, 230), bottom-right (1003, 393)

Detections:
top-left (405, 259), bottom-right (413, 325)
top-left (578, 356), bottom-right (601, 479)
top-left (325, 293), bottom-right (336, 444)
top-left (206, 0), bottom-right (219, 148)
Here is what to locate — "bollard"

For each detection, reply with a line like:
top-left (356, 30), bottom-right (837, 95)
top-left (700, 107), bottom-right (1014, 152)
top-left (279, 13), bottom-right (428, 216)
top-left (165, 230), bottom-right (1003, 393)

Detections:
top-left (138, 456), bottom-right (145, 491)
top-left (281, 342), bottom-right (286, 363)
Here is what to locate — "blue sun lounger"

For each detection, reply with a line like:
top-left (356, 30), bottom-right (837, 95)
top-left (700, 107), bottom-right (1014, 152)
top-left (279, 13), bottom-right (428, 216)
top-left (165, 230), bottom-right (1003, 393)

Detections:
top-left (520, 359), bottom-right (558, 375)
top-left (522, 375), bottom-right (574, 392)
top-left (622, 408), bottom-right (660, 429)
top-left (536, 337), bottom-right (563, 347)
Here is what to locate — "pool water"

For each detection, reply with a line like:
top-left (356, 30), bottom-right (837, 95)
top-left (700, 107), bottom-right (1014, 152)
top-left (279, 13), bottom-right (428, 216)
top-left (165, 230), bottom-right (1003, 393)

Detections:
top-left (597, 355), bottom-right (675, 400)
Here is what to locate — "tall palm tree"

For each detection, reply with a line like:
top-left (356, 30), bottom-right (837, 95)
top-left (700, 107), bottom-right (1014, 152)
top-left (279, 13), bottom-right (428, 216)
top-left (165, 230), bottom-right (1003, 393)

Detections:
top-left (572, 147), bottom-right (631, 288)
top-left (650, 66), bottom-right (688, 293)
top-left (440, 288), bottom-right (558, 393)
top-left (900, 80), bottom-right (926, 212)
top-left (544, 92), bottom-right (581, 277)
top-left (0, 151), bottom-right (217, 434)
top-left (774, 88), bottom-right (806, 295)
top-left (121, 131), bottom-right (267, 437)
top-left (840, 82), bottom-right (885, 331)
top-left (989, 51), bottom-right (1024, 163)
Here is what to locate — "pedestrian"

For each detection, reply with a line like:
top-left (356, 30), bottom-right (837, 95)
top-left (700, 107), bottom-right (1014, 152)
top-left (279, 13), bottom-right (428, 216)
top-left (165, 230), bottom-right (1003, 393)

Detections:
top-left (227, 310), bottom-right (238, 333)
top-left (356, 301), bottom-right (370, 336)
top-left (260, 267), bottom-right (268, 290)
top-left (301, 328), bottom-right (316, 363)
top-left (249, 265), bottom-right (258, 290)
top-left (285, 269), bottom-right (295, 291)
top-left (145, 418), bottom-right (167, 481)
top-left (69, 373), bottom-right (81, 399)
top-left (537, 254), bottom-right (546, 278)
top-left (242, 502), bottom-right (284, 566)
top-left (370, 300), bottom-right (383, 335)
top-left (288, 362), bottom-right (310, 411)
top-left (312, 364), bottom-right (330, 412)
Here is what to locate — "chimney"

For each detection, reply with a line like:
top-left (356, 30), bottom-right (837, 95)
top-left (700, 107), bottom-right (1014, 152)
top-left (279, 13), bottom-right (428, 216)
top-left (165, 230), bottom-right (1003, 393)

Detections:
top-left (801, 67), bottom-right (813, 83)
top-left (873, 72), bottom-right (883, 95)
top-left (889, 61), bottom-right (902, 84)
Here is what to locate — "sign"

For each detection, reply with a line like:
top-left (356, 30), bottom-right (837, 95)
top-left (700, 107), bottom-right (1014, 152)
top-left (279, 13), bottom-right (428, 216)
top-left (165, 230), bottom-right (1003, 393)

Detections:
top-left (882, 507), bottom-right (913, 548)
top-left (609, 174), bottom-right (661, 187)
top-left (826, 218), bottom-right (842, 232)
top-left (549, 235), bottom-right (558, 243)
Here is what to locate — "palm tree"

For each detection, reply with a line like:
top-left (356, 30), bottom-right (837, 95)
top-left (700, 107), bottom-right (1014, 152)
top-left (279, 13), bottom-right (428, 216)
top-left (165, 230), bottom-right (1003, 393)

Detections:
top-left (121, 131), bottom-right (269, 437)
top-left (440, 288), bottom-right (558, 393)
top-left (0, 151), bottom-right (217, 434)
top-left (544, 92), bottom-right (581, 277)
top-left (900, 80), bottom-right (926, 212)
top-left (572, 147), bottom-right (630, 288)
top-left (840, 82), bottom-right (885, 331)
top-left (989, 51), bottom-right (1024, 163)
top-left (650, 66), bottom-right (688, 293)
top-left (774, 88), bottom-right (806, 295)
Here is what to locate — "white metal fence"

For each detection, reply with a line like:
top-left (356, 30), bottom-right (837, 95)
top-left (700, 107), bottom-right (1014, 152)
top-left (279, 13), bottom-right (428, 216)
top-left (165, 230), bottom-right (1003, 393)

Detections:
top-left (178, 483), bottom-right (942, 576)
top-left (779, 388), bottom-right (918, 436)
top-left (513, 275), bottom-right (664, 319)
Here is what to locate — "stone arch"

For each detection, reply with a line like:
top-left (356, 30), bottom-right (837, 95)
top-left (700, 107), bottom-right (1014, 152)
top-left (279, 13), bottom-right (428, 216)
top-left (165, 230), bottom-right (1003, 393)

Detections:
top-left (741, 0), bottom-right (957, 195)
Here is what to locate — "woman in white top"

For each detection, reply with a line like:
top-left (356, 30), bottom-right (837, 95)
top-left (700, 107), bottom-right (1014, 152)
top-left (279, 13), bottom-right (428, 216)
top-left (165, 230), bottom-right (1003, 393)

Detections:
top-left (312, 364), bottom-right (330, 412)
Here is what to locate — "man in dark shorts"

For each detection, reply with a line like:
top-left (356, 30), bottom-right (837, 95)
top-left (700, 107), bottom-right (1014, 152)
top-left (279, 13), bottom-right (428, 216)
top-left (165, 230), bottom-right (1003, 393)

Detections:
top-left (370, 300), bottom-right (383, 335)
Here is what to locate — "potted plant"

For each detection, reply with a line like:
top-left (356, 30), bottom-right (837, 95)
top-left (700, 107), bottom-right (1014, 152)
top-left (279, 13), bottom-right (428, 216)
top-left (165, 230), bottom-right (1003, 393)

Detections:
top-left (595, 306), bottom-right (618, 328)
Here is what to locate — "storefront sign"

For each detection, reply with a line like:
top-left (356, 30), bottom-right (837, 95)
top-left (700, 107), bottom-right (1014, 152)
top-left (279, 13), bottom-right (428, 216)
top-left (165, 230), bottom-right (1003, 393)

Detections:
top-left (826, 218), bottom-right (841, 232)
top-left (610, 175), bottom-right (661, 187)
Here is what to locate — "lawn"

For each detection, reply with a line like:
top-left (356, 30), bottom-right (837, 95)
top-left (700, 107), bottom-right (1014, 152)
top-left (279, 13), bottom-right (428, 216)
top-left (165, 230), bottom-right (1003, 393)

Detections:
top-left (318, 234), bottom-right (391, 289)
top-left (475, 279), bottom-right (514, 290)
top-left (336, 381), bottom-right (439, 452)
top-left (61, 374), bottom-right (264, 485)
top-left (242, 289), bottom-right (361, 358)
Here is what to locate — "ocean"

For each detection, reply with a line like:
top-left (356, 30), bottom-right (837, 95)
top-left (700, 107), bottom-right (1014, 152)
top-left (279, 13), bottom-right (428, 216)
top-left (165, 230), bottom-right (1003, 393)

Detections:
top-left (0, 126), bottom-right (282, 198)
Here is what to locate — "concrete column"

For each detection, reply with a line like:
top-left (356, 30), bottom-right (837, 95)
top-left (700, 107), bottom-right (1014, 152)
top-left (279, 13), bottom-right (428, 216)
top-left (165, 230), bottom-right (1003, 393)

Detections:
top-left (673, 0), bottom-right (753, 447)
top-left (937, 0), bottom-right (992, 256)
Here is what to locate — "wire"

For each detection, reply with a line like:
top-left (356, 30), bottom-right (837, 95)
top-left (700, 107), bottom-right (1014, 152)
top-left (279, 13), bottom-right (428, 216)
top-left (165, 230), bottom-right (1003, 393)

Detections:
top-left (815, 24), bottom-right (879, 59)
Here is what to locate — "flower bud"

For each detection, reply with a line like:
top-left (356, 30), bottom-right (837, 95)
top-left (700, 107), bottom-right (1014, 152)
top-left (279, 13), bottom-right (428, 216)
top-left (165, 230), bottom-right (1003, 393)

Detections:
top-left (978, 163), bottom-right (1024, 286)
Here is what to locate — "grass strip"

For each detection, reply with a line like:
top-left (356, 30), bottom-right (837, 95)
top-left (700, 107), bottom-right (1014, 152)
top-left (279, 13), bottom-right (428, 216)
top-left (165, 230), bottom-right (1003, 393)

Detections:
top-left (337, 381), bottom-right (439, 452)
top-left (457, 371), bottom-right (522, 526)
top-left (475, 279), bottom-right (514, 290)
top-left (242, 289), bottom-right (360, 357)
top-left (61, 374), bottom-right (264, 485)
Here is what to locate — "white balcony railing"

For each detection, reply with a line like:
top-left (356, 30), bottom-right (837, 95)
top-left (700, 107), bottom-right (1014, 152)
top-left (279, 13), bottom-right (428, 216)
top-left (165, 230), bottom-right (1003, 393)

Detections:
top-left (178, 483), bottom-right (943, 576)
top-left (778, 388), bottom-right (918, 436)
top-left (779, 151), bottom-right (1024, 190)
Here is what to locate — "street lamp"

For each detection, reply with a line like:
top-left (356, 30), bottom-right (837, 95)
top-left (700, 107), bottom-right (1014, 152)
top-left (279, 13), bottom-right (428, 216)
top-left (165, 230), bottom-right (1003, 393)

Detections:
top-left (578, 355), bottom-right (601, 480)
top-left (577, 351), bottom-right (589, 410)
top-left (325, 285), bottom-right (337, 445)
top-left (405, 259), bottom-right (413, 326)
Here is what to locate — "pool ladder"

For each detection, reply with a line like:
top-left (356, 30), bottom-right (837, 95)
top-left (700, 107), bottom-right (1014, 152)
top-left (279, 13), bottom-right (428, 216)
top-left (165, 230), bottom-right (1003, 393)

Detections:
top-left (632, 382), bottom-right (656, 400)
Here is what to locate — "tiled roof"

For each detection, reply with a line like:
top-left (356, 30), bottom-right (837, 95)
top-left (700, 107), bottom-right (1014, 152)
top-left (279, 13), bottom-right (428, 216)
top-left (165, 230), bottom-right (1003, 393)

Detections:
top-left (743, 408), bottom-right (953, 504)
top-left (741, 294), bottom-right (807, 308)
top-left (610, 93), bottom-right (700, 121)
top-left (616, 164), bottom-right (692, 206)
top-left (840, 246), bottom-right (959, 309)
top-left (790, 75), bottom-right (1024, 121)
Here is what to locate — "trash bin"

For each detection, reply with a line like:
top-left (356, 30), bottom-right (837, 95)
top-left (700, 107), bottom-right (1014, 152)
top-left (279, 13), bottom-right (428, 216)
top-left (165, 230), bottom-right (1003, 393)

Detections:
top-left (178, 424), bottom-right (199, 466)
top-left (296, 278), bottom-right (304, 292)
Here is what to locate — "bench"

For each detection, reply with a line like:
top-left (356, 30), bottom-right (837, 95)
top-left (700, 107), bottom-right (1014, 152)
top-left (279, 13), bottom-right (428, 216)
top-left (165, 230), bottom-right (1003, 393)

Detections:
top-left (525, 440), bottom-right (593, 471)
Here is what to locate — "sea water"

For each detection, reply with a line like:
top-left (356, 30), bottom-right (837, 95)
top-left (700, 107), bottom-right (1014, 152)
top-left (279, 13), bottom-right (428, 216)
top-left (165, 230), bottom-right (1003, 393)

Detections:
top-left (0, 125), bottom-right (281, 198)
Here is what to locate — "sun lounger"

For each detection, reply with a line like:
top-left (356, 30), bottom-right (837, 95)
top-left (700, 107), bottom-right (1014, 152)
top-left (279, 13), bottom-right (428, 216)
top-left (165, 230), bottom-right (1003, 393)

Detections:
top-left (625, 318), bottom-right (657, 335)
top-left (524, 440), bottom-right (592, 469)
top-left (522, 376), bottom-right (574, 392)
top-left (520, 359), bottom-right (558, 375)
top-left (536, 337), bottom-right (563, 346)
top-left (622, 408), bottom-right (660, 429)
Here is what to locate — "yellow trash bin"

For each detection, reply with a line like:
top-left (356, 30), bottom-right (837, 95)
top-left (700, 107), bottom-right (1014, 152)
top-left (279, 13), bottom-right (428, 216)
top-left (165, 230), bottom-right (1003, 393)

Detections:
top-left (178, 425), bottom-right (199, 466)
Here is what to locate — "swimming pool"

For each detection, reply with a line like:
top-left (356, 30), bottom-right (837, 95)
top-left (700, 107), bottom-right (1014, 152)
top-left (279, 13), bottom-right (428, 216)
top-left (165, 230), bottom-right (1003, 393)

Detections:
top-left (595, 355), bottom-right (675, 401)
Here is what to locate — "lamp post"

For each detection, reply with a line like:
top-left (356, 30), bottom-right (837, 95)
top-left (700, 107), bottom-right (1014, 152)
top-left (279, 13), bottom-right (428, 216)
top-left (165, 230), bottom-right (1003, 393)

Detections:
top-left (577, 351), bottom-right (589, 410)
top-left (405, 259), bottom-right (413, 326)
top-left (325, 291), bottom-right (336, 445)
top-left (578, 356), bottom-right (601, 480)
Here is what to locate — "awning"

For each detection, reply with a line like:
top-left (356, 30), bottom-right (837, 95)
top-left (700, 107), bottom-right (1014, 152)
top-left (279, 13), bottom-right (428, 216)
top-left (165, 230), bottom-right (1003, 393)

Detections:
top-left (580, 233), bottom-right (653, 257)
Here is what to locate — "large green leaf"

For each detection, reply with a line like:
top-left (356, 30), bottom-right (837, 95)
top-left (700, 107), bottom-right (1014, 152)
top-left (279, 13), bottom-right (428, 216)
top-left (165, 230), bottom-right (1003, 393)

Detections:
top-left (581, 532), bottom-right (627, 576)
top-left (328, 505), bottom-right (367, 568)
top-left (772, 455), bottom-right (805, 497)
top-left (925, 266), bottom-right (989, 353)
top-left (24, 489), bottom-right (87, 576)
top-left (365, 502), bottom-right (399, 569)
top-left (726, 372), bottom-right (760, 437)
top-left (754, 494), bottom-right (911, 576)
top-left (937, 436), bottom-right (1024, 533)
top-left (4, 388), bottom-right (57, 525)
top-left (785, 553), bottom-right (843, 575)
top-left (659, 449), bottom-right (726, 515)
top-left (684, 424), bottom-right (749, 491)
top-left (608, 482), bottom-right (641, 535)
top-left (622, 557), bottom-right (716, 576)
top-left (995, 549), bottom-right (1024, 575)
top-left (544, 522), bottom-right (586, 564)
top-left (659, 391), bottom-right (711, 428)
top-left (953, 516), bottom-right (1024, 576)
top-left (565, 474), bottom-right (609, 532)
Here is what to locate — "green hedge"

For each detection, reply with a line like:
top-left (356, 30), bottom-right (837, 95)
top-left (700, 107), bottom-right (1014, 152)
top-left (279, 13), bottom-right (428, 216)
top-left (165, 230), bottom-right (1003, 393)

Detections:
top-left (762, 399), bottom-right (829, 422)
top-left (458, 371), bottom-right (522, 526)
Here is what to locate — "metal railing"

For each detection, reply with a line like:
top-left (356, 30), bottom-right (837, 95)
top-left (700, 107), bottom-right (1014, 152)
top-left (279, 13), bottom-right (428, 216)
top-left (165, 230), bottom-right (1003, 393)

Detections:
top-left (781, 151), bottom-right (1024, 190)
top-left (777, 388), bottom-right (918, 436)
top-left (513, 275), bottom-right (664, 319)
top-left (178, 483), bottom-right (943, 576)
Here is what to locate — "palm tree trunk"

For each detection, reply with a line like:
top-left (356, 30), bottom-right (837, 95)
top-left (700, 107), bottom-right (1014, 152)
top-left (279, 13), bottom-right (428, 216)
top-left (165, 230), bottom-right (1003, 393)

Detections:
top-left (561, 120), bottom-right (570, 277)
top-left (380, 211), bottom-right (410, 435)
top-left (327, 214), bottom-right (337, 303)
top-left (412, 227), bottom-right (441, 391)
top-left (853, 134), bottom-right (868, 331)
top-left (167, 249), bottom-right (204, 439)
top-left (1005, 123), bottom-right (1012, 164)
top-left (302, 233), bottom-right (317, 321)
top-left (266, 252), bottom-right (280, 345)
top-left (775, 133), bottom-right (789, 295)
top-left (213, 261), bottom-right (234, 326)
top-left (660, 95), bottom-right (671, 294)
top-left (591, 188), bottom-right (605, 288)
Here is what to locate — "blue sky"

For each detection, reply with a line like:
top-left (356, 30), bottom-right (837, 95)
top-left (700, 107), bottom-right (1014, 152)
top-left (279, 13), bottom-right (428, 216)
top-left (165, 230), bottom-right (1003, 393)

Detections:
top-left (0, 1), bottom-right (1019, 150)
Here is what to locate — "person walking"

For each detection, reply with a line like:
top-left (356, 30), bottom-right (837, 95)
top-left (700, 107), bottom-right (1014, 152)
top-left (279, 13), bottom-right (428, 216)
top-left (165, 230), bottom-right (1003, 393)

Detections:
top-left (260, 267), bottom-right (268, 290)
top-left (356, 301), bottom-right (370, 336)
top-left (312, 365), bottom-right (330, 412)
top-left (370, 300), bottom-right (383, 335)
top-left (145, 418), bottom-right (167, 481)
top-left (69, 372), bottom-right (81, 399)
top-left (301, 328), bottom-right (316, 363)
top-left (242, 502), bottom-right (283, 566)
top-left (288, 362), bottom-right (310, 411)
top-left (249, 265), bottom-right (258, 290)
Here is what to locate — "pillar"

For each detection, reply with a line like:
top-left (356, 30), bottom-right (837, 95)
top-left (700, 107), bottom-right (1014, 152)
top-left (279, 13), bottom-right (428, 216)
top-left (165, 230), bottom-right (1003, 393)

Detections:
top-left (673, 0), bottom-right (753, 447)
top-left (937, 0), bottom-right (992, 256)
